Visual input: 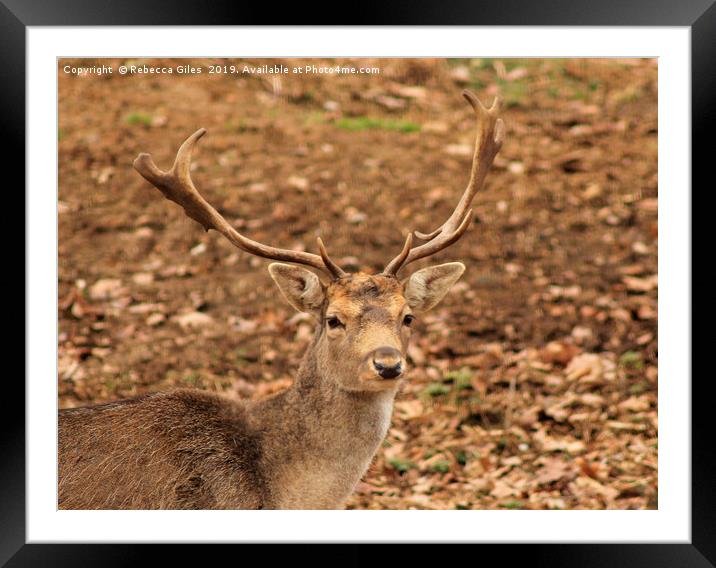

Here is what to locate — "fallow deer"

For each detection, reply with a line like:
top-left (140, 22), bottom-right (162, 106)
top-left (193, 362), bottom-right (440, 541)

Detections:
top-left (58, 90), bottom-right (504, 509)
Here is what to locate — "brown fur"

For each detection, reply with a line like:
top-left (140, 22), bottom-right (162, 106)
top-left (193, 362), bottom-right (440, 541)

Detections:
top-left (58, 267), bottom-right (463, 509)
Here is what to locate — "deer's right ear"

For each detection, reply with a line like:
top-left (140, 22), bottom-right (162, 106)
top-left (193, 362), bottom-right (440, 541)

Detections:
top-left (268, 263), bottom-right (325, 316)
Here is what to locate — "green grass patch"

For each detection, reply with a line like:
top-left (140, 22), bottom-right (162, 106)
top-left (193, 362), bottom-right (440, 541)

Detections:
top-left (620, 351), bottom-right (644, 370)
top-left (233, 348), bottom-right (250, 366)
top-left (629, 381), bottom-right (650, 395)
top-left (335, 116), bottom-right (421, 133)
top-left (468, 78), bottom-right (486, 91)
top-left (444, 368), bottom-right (473, 391)
top-left (497, 79), bottom-right (529, 108)
top-left (614, 86), bottom-right (643, 104)
top-left (304, 112), bottom-right (326, 126)
top-left (182, 372), bottom-right (202, 385)
top-left (224, 118), bottom-right (260, 133)
top-left (388, 457), bottom-right (415, 474)
top-left (125, 112), bottom-right (153, 126)
top-left (429, 460), bottom-right (451, 474)
top-left (454, 450), bottom-right (469, 466)
top-left (424, 383), bottom-right (451, 397)
top-left (476, 58), bottom-right (494, 70)
top-left (499, 500), bottom-right (525, 509)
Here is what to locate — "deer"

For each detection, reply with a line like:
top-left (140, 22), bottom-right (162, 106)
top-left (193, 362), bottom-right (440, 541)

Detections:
top-left (58, 90), bottom-right (504, 510)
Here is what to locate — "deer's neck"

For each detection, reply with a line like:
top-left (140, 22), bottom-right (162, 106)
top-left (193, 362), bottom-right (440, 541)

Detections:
top-left (254, 340), bottom-right (397, 509)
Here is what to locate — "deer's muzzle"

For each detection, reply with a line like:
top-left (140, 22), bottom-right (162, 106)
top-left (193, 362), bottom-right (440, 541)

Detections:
top-left (371, 347), bottom-right (404, 379)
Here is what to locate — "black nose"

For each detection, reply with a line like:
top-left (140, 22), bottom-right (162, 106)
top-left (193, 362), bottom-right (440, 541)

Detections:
top-left (373, 347), bottom-right (403, 379)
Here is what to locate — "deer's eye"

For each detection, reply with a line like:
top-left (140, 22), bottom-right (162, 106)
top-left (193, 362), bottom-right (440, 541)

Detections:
top-left (403, 314), bottom-right (415, 327)
top-left (327, 316), bottom-right (344, 329)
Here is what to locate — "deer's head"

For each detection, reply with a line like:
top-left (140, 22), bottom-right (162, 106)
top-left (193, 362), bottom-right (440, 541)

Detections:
top-left (267, 264), bottom-right (464, 391)
top-left (134, 90), bottom-right (504, 393)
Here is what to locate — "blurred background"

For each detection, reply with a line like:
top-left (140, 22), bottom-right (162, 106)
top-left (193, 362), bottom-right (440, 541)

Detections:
top-left (58, 58), bottom-right (658, 510)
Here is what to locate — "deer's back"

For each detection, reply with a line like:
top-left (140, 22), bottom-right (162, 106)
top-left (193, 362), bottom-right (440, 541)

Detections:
top-left (58, 389), bottom-right (266, 509)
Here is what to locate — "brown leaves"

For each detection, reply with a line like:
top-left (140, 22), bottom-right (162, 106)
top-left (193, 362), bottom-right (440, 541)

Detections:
top-left (570, 476), bottom-right (619, 506)
top-left (565, 353), bottom-right (616, 386)
top-left (534, 457), bottom-right (575, 486)
top-left (539, 341), bottom-right (581, 366)
top-left (348, 328), bottom-right (655, 509)
top-left (171, 311), bottom-right (215, 330)
top-left (622, 275), bottom-right (658, 293)
top-left (88, 278), bottom-right (125, 301)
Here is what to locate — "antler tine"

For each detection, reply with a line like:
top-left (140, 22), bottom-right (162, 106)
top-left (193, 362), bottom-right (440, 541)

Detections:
top-left (382, 90), bottom-right (504, 276)
top-left (133, 129), bottom-right (344, 279)
top-left (317, 237), bottom-right (346, 279)
top-left (381, 232), bottom-right (413, 276)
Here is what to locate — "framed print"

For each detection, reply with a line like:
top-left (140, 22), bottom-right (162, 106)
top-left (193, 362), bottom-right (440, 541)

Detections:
top-left (8, 0), bottom-right (707, 565)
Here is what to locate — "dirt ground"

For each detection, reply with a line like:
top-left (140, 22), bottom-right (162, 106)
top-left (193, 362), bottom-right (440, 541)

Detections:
top-left (58, 57), bottom-right (658, 510)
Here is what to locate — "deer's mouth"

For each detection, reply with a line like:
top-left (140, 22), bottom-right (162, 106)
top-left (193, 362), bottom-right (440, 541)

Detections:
top-left (356, 362), bottom-right (406, 390)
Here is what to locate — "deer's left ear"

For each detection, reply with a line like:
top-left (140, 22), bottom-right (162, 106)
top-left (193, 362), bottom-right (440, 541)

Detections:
top-left (268, 263), bottom-right (325, 316)
top-left (403, 262), bottom-right (465, 312)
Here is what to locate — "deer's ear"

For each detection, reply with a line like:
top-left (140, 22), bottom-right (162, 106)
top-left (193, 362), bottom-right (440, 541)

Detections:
top-left (268, 263), bottom-right (325, 316)
top-left (403, 262), bottom-right (465, 312)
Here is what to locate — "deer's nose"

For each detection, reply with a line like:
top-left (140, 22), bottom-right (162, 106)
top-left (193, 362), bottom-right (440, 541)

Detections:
top-left (372, 347), bottom-right (403, 379)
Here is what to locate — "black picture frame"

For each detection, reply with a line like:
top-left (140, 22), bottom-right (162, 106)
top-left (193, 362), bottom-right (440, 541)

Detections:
top-left (7, 1), bottom-right (706, 565)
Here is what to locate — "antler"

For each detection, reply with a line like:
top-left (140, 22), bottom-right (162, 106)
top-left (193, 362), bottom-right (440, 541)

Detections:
top-left (382, 90), bottom-right (504, 276)
top-left (133, 128), bottom-right (346, 280)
